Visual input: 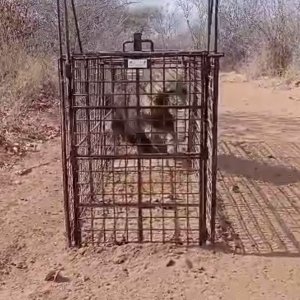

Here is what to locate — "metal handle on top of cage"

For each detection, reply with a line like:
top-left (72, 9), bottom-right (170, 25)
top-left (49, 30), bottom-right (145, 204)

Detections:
top-left (123, 32), bottom-right (155, 52)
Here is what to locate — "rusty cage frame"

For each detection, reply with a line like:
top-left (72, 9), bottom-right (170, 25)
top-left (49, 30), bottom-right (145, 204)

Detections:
top-left (57, 0), bottom-right (223, 247)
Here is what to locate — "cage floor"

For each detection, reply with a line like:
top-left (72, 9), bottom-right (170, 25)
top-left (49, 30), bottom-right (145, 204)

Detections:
top-left (217, 140), bottom-right (300, 256)
top-left (80, 158), bottom-right (203, 245)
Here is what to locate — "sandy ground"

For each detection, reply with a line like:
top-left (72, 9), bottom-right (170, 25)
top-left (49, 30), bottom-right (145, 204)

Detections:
top-left (1, 74), bottom-right (300, 299)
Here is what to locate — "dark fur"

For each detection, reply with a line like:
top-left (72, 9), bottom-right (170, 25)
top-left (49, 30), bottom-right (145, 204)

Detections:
top-left (143, 91), bottom-right (176, 133)
top-left (110, 86), bottom-right (160, 154)
top-left (110, 83), bottom-right (187, 154)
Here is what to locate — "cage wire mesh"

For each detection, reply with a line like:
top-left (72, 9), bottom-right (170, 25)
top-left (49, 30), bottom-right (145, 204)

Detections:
top-left (58, 0), bottom-right (222, 247)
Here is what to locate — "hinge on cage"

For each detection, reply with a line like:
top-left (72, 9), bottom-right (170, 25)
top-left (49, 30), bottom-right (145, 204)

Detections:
top-left (65, 63), bottom-right (72, 79)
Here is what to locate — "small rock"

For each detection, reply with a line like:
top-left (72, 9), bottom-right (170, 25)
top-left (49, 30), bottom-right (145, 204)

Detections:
top-left (173, 249), bottom-right (185, 255)
top-left (113, 254), bottom-right (127, 264)
top-left (16, 262), bottom-right (27, 270)
top-left (15, 168), bottom-right (32, 176)
top-left (45, 270), bottom-right (58, 281)
top-left (45, 270), bottom-right (69, 283)
top-left (166, 259), bottom-right (176, 267)
top-left (13, 146), bottom-right (20, 153)
top-left (185, 258), bottom-right (193, 269)
top-left (232, 185), bottom-right (240, 193)
top-left (122, 267), bottom-right (129, 276)
top-left (95, 247), bottom-right (104, 254)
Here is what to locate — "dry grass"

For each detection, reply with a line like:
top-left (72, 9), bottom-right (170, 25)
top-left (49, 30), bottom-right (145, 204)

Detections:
top-left (236, 41), bottom-right (300, 88)
top-left (0, 43), bottom-right (59, 155)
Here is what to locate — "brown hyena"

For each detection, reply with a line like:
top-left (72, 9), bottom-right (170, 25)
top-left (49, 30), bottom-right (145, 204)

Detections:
top-left (108, 72), bottom-right (188, 154)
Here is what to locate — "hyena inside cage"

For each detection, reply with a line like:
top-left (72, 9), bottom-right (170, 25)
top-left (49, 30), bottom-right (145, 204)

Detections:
top-left (60, 34), bottom-right (221, 247)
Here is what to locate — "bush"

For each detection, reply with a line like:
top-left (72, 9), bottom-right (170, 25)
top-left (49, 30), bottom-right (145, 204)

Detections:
top-left (0, 0), bottom-right (57, 149)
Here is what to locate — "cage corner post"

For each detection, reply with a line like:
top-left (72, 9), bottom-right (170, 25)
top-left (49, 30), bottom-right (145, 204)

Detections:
top-left (210, 0), bottom-right (221, 244)
top-left (59, 0), bottom-right (83, 248)
top-left (57, 0), bottom-right (73, 247)
top-left (133, 32), bottom-right (144, 243)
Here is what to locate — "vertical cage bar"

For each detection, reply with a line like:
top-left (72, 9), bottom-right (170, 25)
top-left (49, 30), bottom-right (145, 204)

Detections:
top-left (69, 59), bottom-right (81, 247)
top-left (133, 33), bottom-right (144, 242)
top-left (57, 0), bottom-right (72, 247)
top-left (200, 55), bottom-right (210, 245)
top-left (58, 57), bottom-right (72, 247)
top-left (136, 69), bottom-right (143, 243)
top-left (210, 57), bottom-right (220, 243)
top-left (84, 60), bottom-right (96, 202)
top-left (199, 56), bottom-right (205, 245)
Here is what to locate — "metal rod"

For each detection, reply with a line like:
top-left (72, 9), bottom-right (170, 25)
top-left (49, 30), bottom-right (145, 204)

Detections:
top-left (72, 104), bottom-right (202, 110)
top-left (132, 32), bottom-right (144, 242)
top-left (70, 51), bottom-right (224, 58)
top-left (207, 0), bottom-right (214, 52)
top-left (57, 0), bottom-right (72, 247)
top-left (58, 61), bottom-right (72, 247)
top-left (202, 56), bottom-right (210, 245)
top-left (84, 60), bottom-right (96, 202)
top-left (133, 32), bottom-right (142, 51)
top-left (79, 202), bottom-right (200, 209)
top-left (199, 56), bottom-right (206, 245)
top-left (57, 0), bottom-right (64, 58)
top-left (210, 58), bottom-right (220, 243)
top-left (72, 153), bottom-right (202, 159)
top-left (214, 0), bottom-right (219, 53)
top-left (69, 59), bottom-right (82, 247)
top-left (71, 0), bottom-right (83, 53)
top-left (63, 0), bottom-right (71, 60)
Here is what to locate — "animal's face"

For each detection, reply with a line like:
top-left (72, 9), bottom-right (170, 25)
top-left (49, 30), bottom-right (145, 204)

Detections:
top-left (165, 80), bottom-right (188, 105)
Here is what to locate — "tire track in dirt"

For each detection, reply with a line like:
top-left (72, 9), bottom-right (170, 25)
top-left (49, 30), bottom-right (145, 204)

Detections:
top-left (217, 140), bottom-right (300, 256)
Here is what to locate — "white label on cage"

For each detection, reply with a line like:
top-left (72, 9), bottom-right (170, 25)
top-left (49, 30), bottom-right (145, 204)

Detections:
top-left (127, 59), bottom-right (148, 69)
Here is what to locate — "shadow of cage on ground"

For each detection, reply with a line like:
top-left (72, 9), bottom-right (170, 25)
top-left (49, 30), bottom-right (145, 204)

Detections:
top-left (216, 140), bottom-right (300, 257)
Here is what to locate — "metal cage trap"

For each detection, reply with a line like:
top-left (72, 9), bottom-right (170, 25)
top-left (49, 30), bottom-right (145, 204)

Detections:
top-left (57, 0), bottom-right (223, 247)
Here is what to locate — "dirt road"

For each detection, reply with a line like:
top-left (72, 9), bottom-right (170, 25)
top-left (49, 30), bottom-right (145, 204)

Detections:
top-left (1, 75), bottom-right (300, 300)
